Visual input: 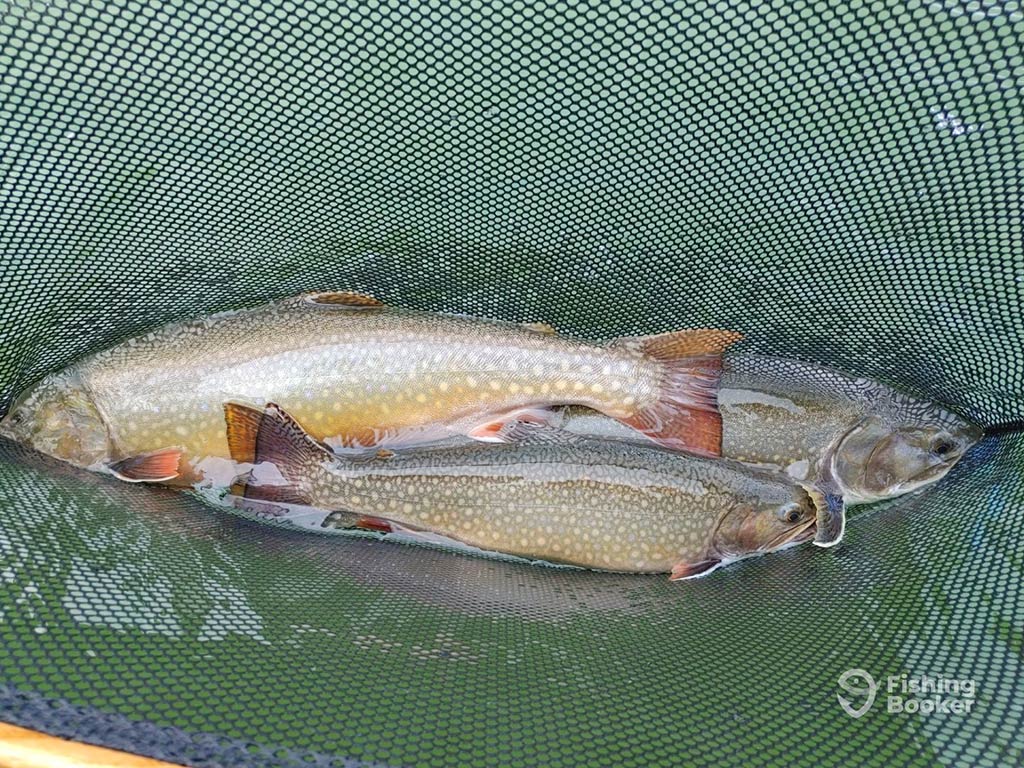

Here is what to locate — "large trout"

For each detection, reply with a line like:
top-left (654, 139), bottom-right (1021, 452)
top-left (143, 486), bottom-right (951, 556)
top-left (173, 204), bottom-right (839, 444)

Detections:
top-left (0, 292), bottom-right (740, 482)
top-left (224, 402), bottom-right (834, 580)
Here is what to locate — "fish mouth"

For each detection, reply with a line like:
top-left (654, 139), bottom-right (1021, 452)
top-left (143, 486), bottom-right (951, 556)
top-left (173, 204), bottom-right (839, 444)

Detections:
top-left (887, 462), bottom-right (955, 496)
top-left (767, 518), bottom-right (817, 550)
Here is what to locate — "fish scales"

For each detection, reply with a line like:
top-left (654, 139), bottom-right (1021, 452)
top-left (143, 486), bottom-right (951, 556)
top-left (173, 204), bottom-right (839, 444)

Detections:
top-left (86, 304), bottom-right (651, 458)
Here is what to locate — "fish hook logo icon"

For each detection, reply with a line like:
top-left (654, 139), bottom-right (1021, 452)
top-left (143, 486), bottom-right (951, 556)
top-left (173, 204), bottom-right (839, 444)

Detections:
top-left (837, 669), bottom-right (877, 718)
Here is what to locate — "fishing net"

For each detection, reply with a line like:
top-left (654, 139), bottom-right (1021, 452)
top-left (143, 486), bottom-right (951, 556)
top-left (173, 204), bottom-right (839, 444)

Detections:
top-left (1, 0), bottom-right (1021, 765)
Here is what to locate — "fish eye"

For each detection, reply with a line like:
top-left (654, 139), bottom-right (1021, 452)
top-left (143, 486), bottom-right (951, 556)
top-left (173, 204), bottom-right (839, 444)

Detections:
top-left (778, 503), bottom-right (803, 524)
top-left (930, 437), bottom-right (955, 457)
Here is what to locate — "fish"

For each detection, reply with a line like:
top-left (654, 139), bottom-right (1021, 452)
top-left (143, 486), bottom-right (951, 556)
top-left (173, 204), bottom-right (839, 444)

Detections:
top-left (222, 402), bottom-right (838, 579)
top-left (542, 355), bottom-right (983, 506)
top-left (0, 291), bottom-right (741, 482)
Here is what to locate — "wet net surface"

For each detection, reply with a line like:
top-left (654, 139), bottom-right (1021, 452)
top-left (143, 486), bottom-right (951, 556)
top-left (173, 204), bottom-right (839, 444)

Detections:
top-left (1, 0), bottom-right (1022, 765)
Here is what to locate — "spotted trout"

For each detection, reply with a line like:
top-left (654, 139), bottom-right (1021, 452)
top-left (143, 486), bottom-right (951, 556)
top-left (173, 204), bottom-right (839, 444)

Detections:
top-left (0, 292), bottom-right (740, 482)
top-left (552, 355), bottom-right (982, 505)
top-left (224, 402), bottom-right (835, 580)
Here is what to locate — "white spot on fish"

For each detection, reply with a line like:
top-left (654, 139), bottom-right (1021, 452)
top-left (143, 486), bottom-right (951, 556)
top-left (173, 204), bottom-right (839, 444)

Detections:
top-left (786, 460), bottom-right (811, 480)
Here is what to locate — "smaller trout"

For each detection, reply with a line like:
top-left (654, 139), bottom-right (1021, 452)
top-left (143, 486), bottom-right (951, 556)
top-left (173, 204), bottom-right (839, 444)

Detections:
top-left (224, 403), bottom-right (835, 579)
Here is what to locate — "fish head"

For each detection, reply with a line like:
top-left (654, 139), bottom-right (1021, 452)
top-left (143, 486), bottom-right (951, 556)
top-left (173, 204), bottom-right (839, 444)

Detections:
top-left (0, 372), bottom-right (110, 466)
top-left (830, 408), bottom-right (983, 503)
top-left (712, 486), bottom-right (819, 559)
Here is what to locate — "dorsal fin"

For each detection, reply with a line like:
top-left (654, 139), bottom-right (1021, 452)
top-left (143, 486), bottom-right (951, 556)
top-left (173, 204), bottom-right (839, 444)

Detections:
top-left (223, 402), bottom-right (330, 506)
top-left (303, 291), bottom-right (385, 308)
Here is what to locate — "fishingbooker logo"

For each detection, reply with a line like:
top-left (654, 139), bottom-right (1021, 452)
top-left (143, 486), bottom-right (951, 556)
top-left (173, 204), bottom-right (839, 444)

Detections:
top-left (836, 669), bottom-right (876, 718)
top-left (837, 669), bottom-right (976, 717)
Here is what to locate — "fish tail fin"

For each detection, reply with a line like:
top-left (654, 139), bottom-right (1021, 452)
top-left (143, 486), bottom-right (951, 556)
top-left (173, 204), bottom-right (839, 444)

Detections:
top-left (223, 401), bottom-right (327, 506)
top-left (613, 329), bottom-right (743, 457)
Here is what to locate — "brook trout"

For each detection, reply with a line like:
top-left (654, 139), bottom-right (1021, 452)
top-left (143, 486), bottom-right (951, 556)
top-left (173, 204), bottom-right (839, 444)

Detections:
top-left (0, 292), bottom-right (740, 482)
top-left (224, 402), bottom-right (835, 579)
top-left (553, 355), bottom-right (983, 504)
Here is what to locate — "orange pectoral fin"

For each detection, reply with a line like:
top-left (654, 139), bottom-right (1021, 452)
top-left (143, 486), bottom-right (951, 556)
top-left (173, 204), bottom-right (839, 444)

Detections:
top-left (466, 407), bottom-right (562, 443)
top-left (108, 448), bottom-right (183, 483)
top-left (669, 558), bottom-right (723, 581)
top-left (467, 421), bottom-right (510, 442)
top-left (355, 515), bottom-right (394, 533)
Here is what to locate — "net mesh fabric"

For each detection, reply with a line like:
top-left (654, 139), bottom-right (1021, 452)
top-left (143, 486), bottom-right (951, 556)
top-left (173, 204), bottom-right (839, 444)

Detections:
top-left (0, 0), bottom-right (1021, 765)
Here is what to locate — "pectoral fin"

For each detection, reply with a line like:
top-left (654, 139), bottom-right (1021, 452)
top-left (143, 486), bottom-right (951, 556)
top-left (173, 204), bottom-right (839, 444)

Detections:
top-left (355, 515), bottom-right (394, 533)
top-left (806, 488), bottom-right (846, 548)
top-left (521, 322), bottom-right (557, 335)
top-left (466, 407), bottom-right (563, 443)
top-left (108, 448), bottom-right (183, 483)
top-left (669, 558), bottom-right (723, 580)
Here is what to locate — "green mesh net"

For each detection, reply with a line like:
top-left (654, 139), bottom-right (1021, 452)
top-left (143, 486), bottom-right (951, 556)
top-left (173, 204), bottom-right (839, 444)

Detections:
top-left (1, 0), bottom-right (1022, 765)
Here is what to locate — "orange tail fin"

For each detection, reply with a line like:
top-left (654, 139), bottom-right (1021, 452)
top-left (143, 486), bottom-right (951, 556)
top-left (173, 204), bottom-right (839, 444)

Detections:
top-left (613, 329), bottom-right (742, 457)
